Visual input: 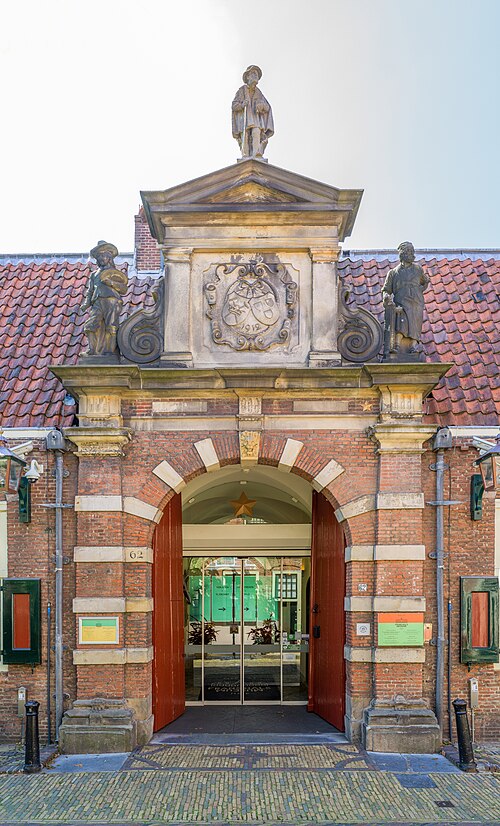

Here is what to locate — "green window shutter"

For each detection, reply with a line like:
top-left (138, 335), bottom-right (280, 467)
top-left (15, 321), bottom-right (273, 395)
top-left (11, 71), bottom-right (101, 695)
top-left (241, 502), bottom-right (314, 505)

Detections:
top-left (1, 579), bottom-right (41, 664)
top-left (460, 576), bottom-right (499, 666)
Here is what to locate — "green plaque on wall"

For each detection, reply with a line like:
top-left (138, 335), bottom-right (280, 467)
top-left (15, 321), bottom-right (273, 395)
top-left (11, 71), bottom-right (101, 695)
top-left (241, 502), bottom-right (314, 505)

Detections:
top-left (378, 613), bottom-right (424, 646)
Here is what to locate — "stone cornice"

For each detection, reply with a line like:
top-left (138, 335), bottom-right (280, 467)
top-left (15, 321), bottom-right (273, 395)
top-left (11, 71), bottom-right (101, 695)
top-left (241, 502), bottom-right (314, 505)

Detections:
top-left (370, 423), bottom-right (438, 453)
top-left (364, 364), bottom-right (452, 423)
top-left (51, 363), bottom-right (450, 400)
top-left (364, 363), bottom-right (451, 387)
top-left (64, 427), bottom-right (131, 457)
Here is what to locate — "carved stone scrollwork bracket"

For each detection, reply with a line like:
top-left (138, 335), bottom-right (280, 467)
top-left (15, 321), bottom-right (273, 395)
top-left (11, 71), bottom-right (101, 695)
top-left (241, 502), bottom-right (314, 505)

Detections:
top-left (117, 278), bottom-right (164, 364)
top-left (337, 285), bottom-right (383, 364)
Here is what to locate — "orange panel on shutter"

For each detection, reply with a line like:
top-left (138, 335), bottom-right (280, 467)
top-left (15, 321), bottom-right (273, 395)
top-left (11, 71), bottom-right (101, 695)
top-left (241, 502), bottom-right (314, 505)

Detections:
top-left (12, 593), bottom-right (31, 650)
top-left (471, 592), bottom-right (489, 648)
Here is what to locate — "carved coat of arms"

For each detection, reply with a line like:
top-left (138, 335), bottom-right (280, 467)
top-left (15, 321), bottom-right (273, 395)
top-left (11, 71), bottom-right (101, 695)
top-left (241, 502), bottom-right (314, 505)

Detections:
top-left (204, 257), bottom-right (298, 351)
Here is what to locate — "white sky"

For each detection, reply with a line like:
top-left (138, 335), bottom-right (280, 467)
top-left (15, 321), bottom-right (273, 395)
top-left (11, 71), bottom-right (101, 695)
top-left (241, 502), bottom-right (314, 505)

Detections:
top-left (1, 0), bottom-right (499, 253)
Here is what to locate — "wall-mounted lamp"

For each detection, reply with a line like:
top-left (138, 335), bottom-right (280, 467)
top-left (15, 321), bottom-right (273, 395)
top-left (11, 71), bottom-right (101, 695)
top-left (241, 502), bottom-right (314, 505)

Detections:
top-left (0, 430), bottom-right (44, 523)
top-left (18, 460), bottom-right (44, 523)
top-left (474, 433), bottom-right (500, 493)
top-left (0, 431), bottom-right (26, 494)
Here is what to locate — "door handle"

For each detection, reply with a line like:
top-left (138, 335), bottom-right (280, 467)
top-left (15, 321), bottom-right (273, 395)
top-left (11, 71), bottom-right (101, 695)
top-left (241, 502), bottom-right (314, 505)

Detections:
top-left (313, 625), bottom-right (320, 639)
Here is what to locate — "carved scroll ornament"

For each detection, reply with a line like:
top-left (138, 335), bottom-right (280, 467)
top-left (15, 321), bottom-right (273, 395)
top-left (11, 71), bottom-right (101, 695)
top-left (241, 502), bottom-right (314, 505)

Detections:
top-left (337, 285), bottom-right (383, 363)
top-left (204, 257), bottom-right (298, 351)
top-left (117, 278), bottom-right (164, 364)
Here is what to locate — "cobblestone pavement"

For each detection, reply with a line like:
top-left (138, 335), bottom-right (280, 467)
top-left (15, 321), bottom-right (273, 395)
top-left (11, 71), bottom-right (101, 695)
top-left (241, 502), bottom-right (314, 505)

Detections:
top-left (0, 768), bottom-right (499, 824)
top-left (474, 743), bottom-right (500, 772)
top-left (0, 744), bottom-right (499, 824)
top-left (122, 744), bottom-right (370, 772)
top-left (0, 744), bottom-right (24, 773)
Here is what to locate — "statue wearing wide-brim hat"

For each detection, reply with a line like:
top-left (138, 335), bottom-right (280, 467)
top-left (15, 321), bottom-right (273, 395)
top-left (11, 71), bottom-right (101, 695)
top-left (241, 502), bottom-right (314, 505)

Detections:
top-left (81, 240), bottom-right (128, 359)
top-left (232, 66), bottom-right (274, 161)
top-left (242, 65), bottom-right (262, 84)
top-left (90, 240), bottom-right (119, 260)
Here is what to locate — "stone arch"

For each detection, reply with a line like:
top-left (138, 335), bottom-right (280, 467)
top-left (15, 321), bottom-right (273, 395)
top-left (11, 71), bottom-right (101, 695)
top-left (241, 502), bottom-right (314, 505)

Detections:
top-left (148, 434), bottom-right (352, 733)
top-left (128, 434), bottom-right (368, 548)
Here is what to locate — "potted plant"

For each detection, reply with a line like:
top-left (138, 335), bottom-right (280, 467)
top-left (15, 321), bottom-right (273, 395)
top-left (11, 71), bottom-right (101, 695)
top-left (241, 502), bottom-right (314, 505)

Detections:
top-left (188, 621), bottom-right (218, 645)
top-left (247, 617), bottom-right (279, 645)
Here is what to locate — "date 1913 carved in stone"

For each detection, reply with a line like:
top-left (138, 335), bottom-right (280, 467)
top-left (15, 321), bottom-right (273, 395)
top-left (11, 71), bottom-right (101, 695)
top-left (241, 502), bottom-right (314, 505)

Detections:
top-left (204, 257), bottom-right (298, 351)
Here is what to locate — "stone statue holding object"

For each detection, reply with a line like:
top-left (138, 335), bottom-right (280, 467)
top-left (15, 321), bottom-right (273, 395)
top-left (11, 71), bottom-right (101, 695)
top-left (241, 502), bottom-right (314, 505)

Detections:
top-left (81, 240), bottom-right (128, 358)
top-left (382, 241), bottom-right (429, 361)
top-left (232, 65), bottom-right (274, 160)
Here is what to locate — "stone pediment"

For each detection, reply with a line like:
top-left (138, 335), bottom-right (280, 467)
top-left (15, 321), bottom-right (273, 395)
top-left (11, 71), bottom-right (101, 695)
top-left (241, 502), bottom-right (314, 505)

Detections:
top-left (141, 159), bottom-right (363, 242)
top-left (198, 181), bottom-right (303, 205)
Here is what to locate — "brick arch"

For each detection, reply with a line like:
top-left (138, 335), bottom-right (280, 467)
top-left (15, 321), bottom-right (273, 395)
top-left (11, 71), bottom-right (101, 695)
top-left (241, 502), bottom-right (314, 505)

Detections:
top-left (147, 434), bottom-right (352, 732)
top-left (129, 433), bottom-right (366, 549)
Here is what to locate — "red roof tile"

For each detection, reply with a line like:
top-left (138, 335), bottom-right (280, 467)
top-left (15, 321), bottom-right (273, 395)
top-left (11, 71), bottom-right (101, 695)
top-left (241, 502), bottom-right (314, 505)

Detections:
top-left (338, 256), bottom-right (500, 425)
top-left (0, 255), bottom-right (499, 428)
top-left (0, 261), bottom-right (156, 428)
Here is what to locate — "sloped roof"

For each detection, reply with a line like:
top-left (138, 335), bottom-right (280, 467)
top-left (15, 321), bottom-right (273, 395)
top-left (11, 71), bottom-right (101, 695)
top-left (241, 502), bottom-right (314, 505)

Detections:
top-left (338, 255), bottom-right (500, 424)
top-left (0, 254), bottom-right (498, 428)
top-left (0, 261), bottom-right (155, 428)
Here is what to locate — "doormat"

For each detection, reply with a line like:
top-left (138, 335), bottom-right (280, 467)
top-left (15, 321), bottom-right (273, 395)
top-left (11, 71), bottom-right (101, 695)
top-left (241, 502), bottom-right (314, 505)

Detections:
top-left (202, 668), bottom-right (280, 701)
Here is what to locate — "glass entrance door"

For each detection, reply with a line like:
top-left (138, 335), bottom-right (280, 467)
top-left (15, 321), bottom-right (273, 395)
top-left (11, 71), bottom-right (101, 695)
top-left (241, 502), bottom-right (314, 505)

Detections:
top-left (183, 556), bottom-right (309, 704)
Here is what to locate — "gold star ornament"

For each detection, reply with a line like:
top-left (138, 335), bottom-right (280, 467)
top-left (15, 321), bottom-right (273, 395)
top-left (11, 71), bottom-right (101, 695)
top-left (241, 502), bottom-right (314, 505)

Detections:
top-left (230, 491), bottom-right (257, 518)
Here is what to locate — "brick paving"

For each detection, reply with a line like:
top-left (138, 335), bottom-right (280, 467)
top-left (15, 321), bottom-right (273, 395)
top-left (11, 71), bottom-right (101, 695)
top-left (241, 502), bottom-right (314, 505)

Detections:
top-left (475, 743), bottom-right (500, 772)
top-left (123, 744), bottom-right (369, 772)
top-left (0, 743), bottom-right (499, 824)
top-left (0, 744), bottom-right (24, 774)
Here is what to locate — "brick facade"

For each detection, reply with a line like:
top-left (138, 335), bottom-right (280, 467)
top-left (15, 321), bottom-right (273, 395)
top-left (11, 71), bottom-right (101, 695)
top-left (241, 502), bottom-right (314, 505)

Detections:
top-left (0, 445), bottom-right (78, 742)
top-left (2, 404), bottom-right (497, 745)
top-left (0, 159), bottom-right (498, 751)
top-left (134, 209), bottom-right (161, 272)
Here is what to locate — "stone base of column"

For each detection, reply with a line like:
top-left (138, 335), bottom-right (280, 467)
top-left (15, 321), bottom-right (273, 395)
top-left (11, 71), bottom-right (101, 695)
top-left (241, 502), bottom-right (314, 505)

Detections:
top-left (308, 350), bottom-right (341, 367)
top-left (127, 697), bottom-right (154, 746)
top-left (344, 694), bottom-right (370, 744)
top-left (136, 714), bottom-right (154, 745)
top-left (158, 352), bottom-right (193, 368)
top-left (362, 699), bottom-right (441, 753)
top-left (58, 699), bottom-right (137, 754)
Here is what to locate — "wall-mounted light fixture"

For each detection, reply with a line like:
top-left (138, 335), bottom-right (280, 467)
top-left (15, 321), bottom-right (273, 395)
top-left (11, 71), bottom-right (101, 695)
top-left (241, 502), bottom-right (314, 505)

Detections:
top-left (0, 430), bottom-right (26, 494)
top-left (0, 430), bottom-right (44, 523)
top-left (474, 433), bottom-right (500, 492)
top-left (18, 460), bottom-right (44, 523)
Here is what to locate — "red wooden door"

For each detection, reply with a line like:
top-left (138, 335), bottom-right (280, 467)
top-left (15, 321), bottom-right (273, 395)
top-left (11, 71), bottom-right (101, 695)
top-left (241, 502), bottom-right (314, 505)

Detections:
top-left (308, 490), bottom-right (346, 730)
top-left (152, 493), bottom-right (185, 731)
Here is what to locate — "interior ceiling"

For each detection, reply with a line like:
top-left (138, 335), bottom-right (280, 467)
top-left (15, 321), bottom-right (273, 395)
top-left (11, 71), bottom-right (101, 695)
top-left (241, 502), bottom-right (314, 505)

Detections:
top-left (182, 465), bottom-right (312, 525)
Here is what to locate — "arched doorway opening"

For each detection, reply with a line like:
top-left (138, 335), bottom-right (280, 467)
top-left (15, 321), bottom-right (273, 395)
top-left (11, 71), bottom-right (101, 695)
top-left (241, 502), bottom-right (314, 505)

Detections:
top-left (152, 465), bottom-right (345, 732)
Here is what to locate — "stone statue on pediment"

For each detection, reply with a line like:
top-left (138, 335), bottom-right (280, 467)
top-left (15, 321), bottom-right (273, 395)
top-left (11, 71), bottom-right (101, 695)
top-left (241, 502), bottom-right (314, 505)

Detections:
top-left (232, 65), bottom-right (274, 160)
top-left (81, 240), bottom-right (128, 358)
top-left (382, 241), bottom-right (429, 362)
